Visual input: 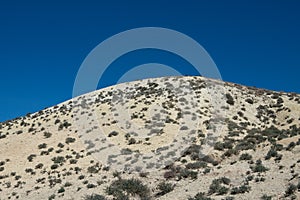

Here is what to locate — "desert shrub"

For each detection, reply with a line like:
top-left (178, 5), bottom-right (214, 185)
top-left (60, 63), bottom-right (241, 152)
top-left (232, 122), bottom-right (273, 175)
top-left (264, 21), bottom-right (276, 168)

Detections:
top-left (285, 184), bottom-right (297, 197)
top-left (183, 144), bottom-right (201, 160)
top-left (50, 164), bottom-right (59, 170)
top-left (214, 142), bottom-right (225, 151)
top-left (35, 163), bottom-right (43, 169)
top-left (87, 183), bottom-right (96, 189)
top-left (38, 143), bottom-right (47, 149)
top-left (226, 93), bottom-right (234, 105)
top-left (44, 132), bottom-right (52, 138)
top-left (57, 187), bottom-right (65, 193)
top-left (28, 127), bottom-right (35, 132)
top-left (223, 197), bottom-right (235, 200)
top-left (230, 185), bottom-right (251, 194)
top-left (188, 192), bottom-right (212, 200)
top-left (87, 165), bottom-right (100, 174)
top-left (27, 154), bottom-right (36, 162)
top-left (108, 131), bottom-right (118, 137)
top-left (48, 194), bottom-right (55, 200)
top-left (65, 137), bottom-right (76, 144)
top-left (245, 98), bottom-right (254, 104)
top-left (163, 170), bottom-right (176, 179)
top-left (208, 177), bottom-right (230, 195)
top-left (128, 138), bottom-right (136, 145)
top-left (83, 194), bottom-right (106, 200)
top-left (260, 194), bottom-right (272, 200)
top-left (70, 159), bottom-right (77, 164)
top-left (113, 171), bottom-right (121, 178)
top-left (251, 160), bottom-right (268, 173)
top-left (223, 149), bottom-right (238, 157)
top-left (105, 178), bottom-right (150, 200)
top-left (48, 147), bottom-right (54, 153)
top-left (78, 175), bottom-right (85, 180)
top-left (239, 153), bottom-right (252, 161)
top-left (178, 168), bottom-right (198, 180)
top-left (64, 182), bottom-right (72, 187)
top-left (52, 156), bottom-right (65, 164)
top-left (57, 143), bottom-right (64, 148)
top-left (286, 142), bottom-right (296, 151)
top-left (58, 121), bottom-right (72, 130)
top-left (186, 161), bottom-right (207, 169)
top-left (156, 182), bottom-right (174, 196)
top-left (261, 126), bottom-right (282, 140)
top-left (246, 175), bottom-right (254, 181)
top-left (204, 168), bottom-right (211, 174)
top-left (265, 148), bottom-right (278, 160)
top-left (235, 140), bottom-right (255, 151)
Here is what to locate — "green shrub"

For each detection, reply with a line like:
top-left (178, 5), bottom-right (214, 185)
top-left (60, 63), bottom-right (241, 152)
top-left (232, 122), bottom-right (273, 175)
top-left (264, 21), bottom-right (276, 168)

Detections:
top-left (50, 164), bottom-right (59, 170)
top-left (186, 161), bottom-right (207, 169)
top-left (235, 140), bottom-right (255, 151)
top-left (265, 148), bottom-right (278, 160)
top-left (87, 165), bottom-right (100, 174)
top-left (35, 163), bottom-right (43, 169)
top-left (83, 194), bottom-right (106, 200)
top-left (105, 178), bottom-right (150, 200)
top-left (226, 93), bottom-right (235, 105)
top-left (208, 177), bottom-right (230, 195)
top-left (178, 168), bottom-right (198, 180)
top-left (157, 182), bottom-right (174, 196)
top-left (65, 137), bottom-right (76, 144)
top-left (239, 153), bottom-right (252, 161)
top-left (87, 183), bottom-right (96, 189)
top-left (27, 154), bottom-right (36, 162)
top-left (57, 187), bottom-right (65, 193)
top-left (230, 185), bottom-right (251, 194)
top-left (108, 131), bottom-right (119, 137)
top-left (44, 132), bottom-right (52, 138)
top-left (223, 149), bottom-right (238, 157)
top-left (286, 142), bottom-right (296, 151)
top-left (48, 194), bottom-right (55, 200)
top-left (52, 156), bottom-right (65, 164)
top-left (285, 184), bottom-right (297, 197)
top-left (38, 143), bottom-right (47, 149)
top-left (251, 160), bottom-right (269, 173)
top-left (260, 194), bottom-right (272, 200)
top-left (128, 138), bottom-right (136, 145)
top-left (188, 192), bottom-right (212, 200)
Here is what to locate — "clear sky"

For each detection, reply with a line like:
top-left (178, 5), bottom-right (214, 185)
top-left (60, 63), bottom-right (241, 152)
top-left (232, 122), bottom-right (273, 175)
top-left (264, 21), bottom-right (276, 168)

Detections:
top-left (0, 0), bottom-right (299, 122)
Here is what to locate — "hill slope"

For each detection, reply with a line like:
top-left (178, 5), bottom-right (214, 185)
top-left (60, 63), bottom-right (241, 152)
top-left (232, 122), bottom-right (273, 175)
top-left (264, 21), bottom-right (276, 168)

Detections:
top-left (0, 76), bottom-right (300, 200)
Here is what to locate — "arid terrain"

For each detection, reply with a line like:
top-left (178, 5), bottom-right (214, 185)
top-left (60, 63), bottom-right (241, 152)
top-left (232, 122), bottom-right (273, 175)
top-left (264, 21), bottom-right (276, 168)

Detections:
top-left (0, 76), bottom-right (300, 200)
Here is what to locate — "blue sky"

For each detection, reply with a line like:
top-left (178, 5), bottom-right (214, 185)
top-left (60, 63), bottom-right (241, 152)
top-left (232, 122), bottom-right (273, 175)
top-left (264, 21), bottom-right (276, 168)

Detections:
top-left (0, 0), bottom-right (299, 122)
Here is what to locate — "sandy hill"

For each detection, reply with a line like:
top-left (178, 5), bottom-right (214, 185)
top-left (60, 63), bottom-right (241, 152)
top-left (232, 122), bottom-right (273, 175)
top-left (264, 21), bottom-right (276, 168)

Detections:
top-left (0, 76), bottom-right (300, 200)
